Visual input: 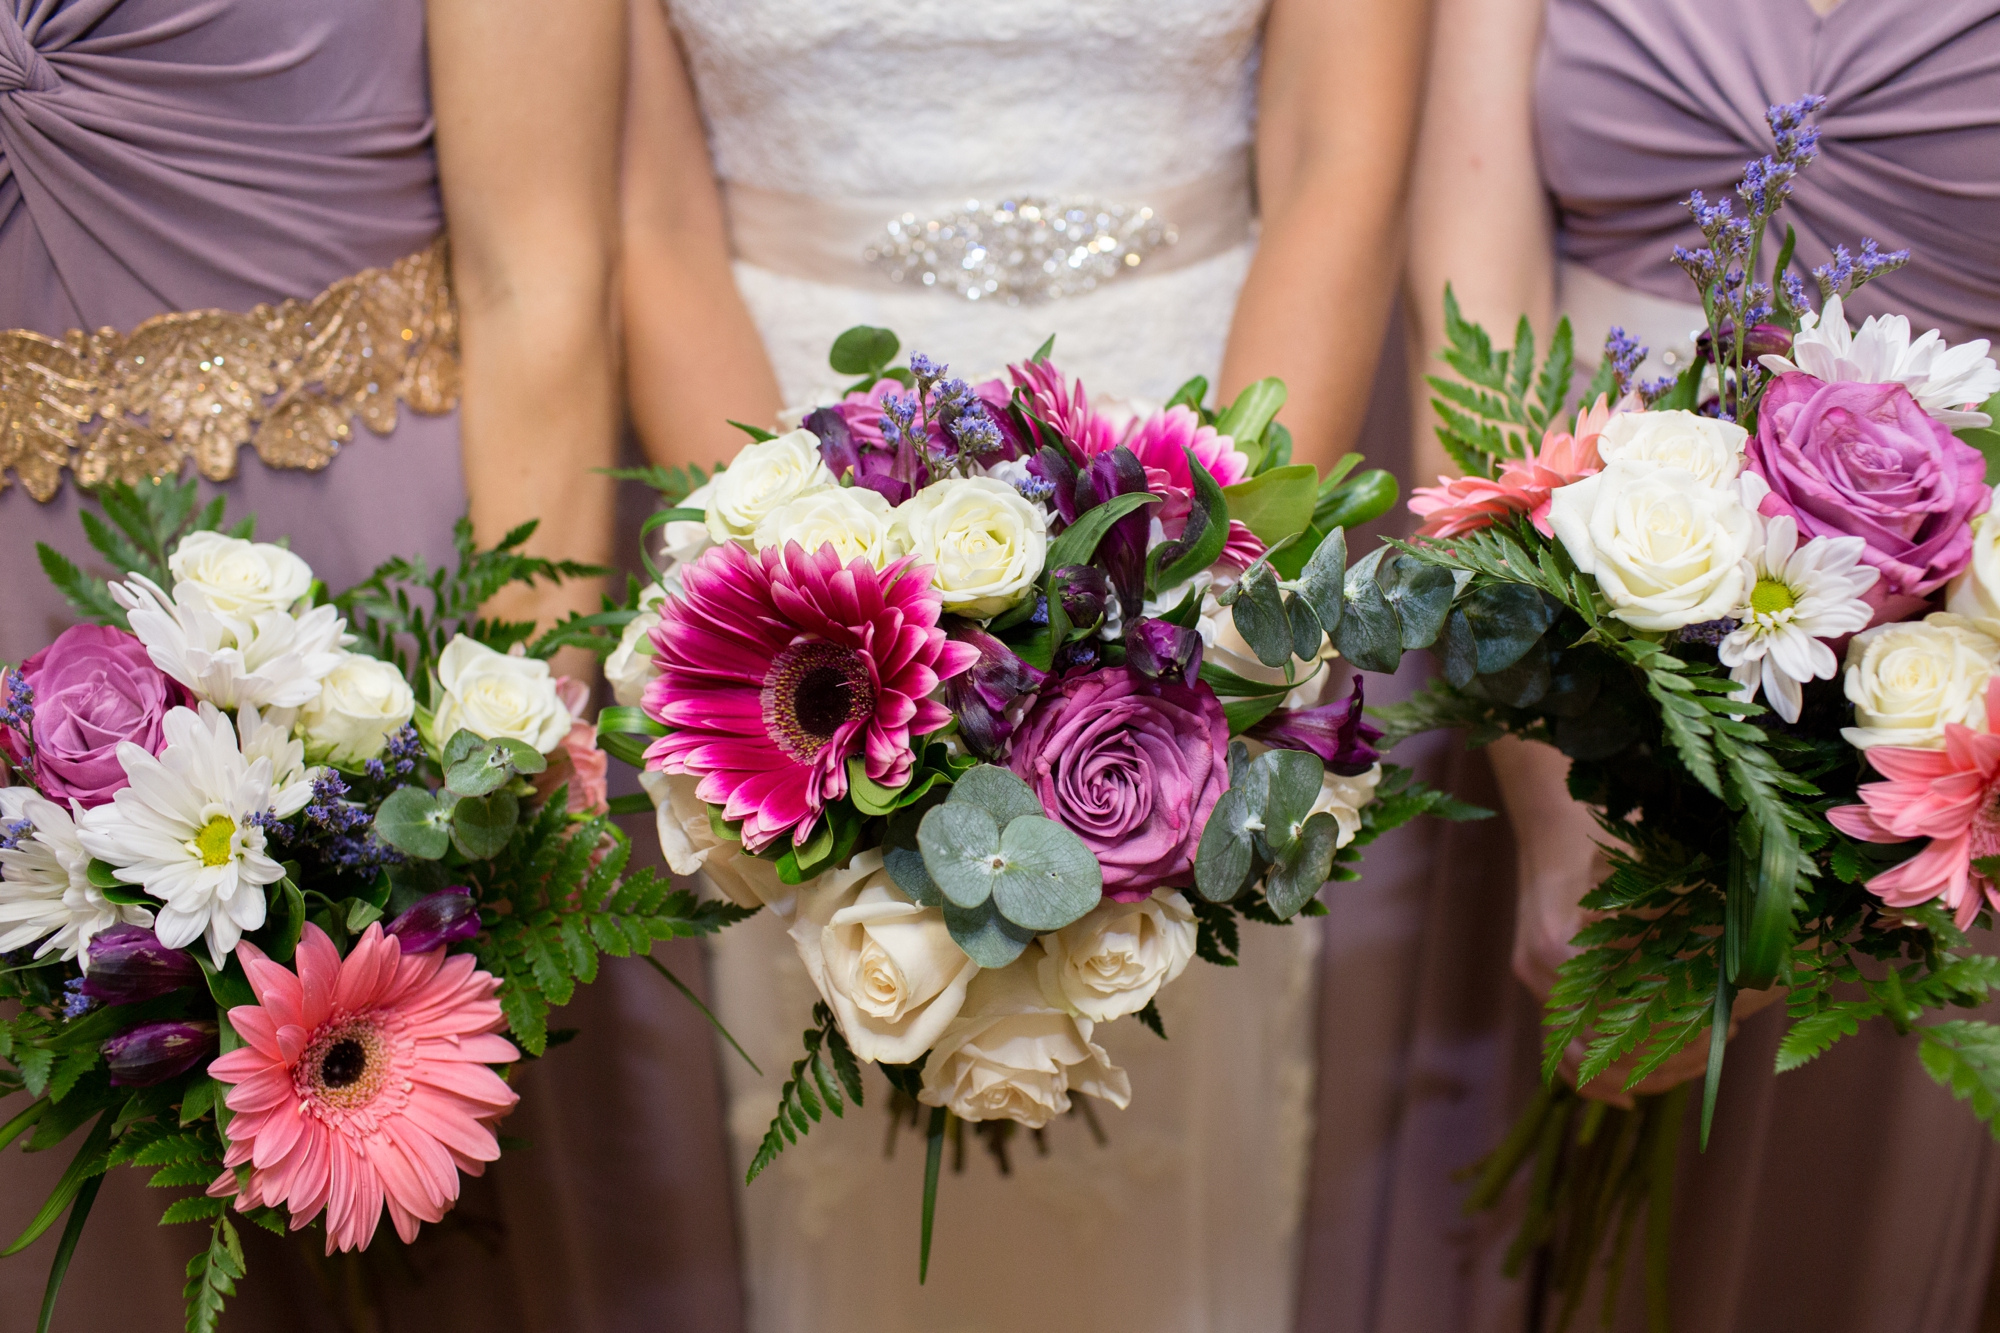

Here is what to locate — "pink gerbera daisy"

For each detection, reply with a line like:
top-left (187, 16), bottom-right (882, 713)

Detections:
top-left (1409, 395), bottom-right (1620, 538)
top-left (1009, 358), bottom-right (1123, 457)
top-left (1117, 403), bottom-right (1254, 492)
top-left (1829, 681), bottom-right (2000, 928)
top-left (643, 542), bottom-right (979, 853)
top-left (206, 924), bottom-right (519, 1252)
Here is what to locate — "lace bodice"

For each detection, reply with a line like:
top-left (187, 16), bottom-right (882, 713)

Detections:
top-left (665, 0), bottom-right (1265, 197)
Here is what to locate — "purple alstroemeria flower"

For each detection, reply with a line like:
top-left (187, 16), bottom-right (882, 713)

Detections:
top-left (80, 924), bottom-right (205, 1006)
top-left (102, 1020), bottom-right (218, 1087)
top-left (1249, 676), bottom-right (1382, 776)
top-left (1125, 618), bottom-right (1204, 687)
top-left (942, 623), bottom-right (1048, 761)
top-left (1077, 447), bottom-right (1152, 622)
top-left (1051, 564), bottom-right (1111, 630)
top-left (385, 887), bottom-right (482, 954)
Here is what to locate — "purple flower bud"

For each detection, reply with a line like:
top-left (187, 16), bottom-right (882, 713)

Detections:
top-left (102, 1020), bottom-right (217, 1087)
top-left (1050, 564), bottom-right (1110, 629)
top-left (385, 886), bottom-right (481, 954)
top-left (80, 924), bottom-right (204, 1006)
top-left (1124, 617), bottom-right (1204, 686)
top-left (942, 624), bottom-right (1047, 761)
top-left (1694, 322), bottom-right (1793, 362)
top-left (1249, 676), bottom-right (1383, 777)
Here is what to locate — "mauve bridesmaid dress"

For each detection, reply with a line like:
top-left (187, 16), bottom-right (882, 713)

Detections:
top-left (1295, 2), bottom-right (2000, 1331)
top-left (0, 3), bottom-right (741, 1329)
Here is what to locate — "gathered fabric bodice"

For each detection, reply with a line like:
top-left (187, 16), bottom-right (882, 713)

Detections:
top-left (0, 0), bottom-right (441, 335)
top-left (1536, 0), bottom-right (2000, 344)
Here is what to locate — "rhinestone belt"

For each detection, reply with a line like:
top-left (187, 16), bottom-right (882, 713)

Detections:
top-left (721, 150), bottom-right (1254, 307)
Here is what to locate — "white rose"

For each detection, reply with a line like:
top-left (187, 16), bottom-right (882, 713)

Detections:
top-left (894, 476), bottom-right (1048, 618)
top-left (919, 948), bottom-right (1131, 1128)
top-left (1841, 613), bottom-right (2000, 750)
top-left (639, 769), bottom-right (788, 912)
top-left (430, 635), bottom-right (571, 753)
top-left (606, 583), bottom-right (668, 711)
top-left (297, 655), bottom-right (414, 766)
top-left (1037, 890), bottom-right (1196, 1022)
top-left (1593, 410), bottom-right (1748, 490)
top-left (705, 430), bottom-right (836, 544)
top-left (753, 484), bottom-right (904, 569)
top-left (1946, 490), bottom-right (2000, 625)
top-left (1549, 460), bottom-right (1754, 631)
top-left (1194, 573), bottom-right (1332, 709)
top-left (782, 849), bottom-right (978, 1064)
top-left (1310, 762), bottom-right (1383, 848)
top-left (167, 531), bottom-right (315, 620)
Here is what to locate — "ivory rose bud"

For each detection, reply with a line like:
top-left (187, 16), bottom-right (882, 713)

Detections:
top-left (704, 430), bottom-right (836, 544)
top-left (639, 769), bottom-right (788, 911)
top-left (1945, 489), bottom-right (2000, 626)
top-left (786, 850), bottom-right (978, 1065)
top-left (166, 532), bottom-right (314, 621)
top-left (1594, 410), bottom-right (1748, 489)
top-left (918, 949), bottom-right (1131, 1128)
top-left (431, 635), bottom-right (571, 754)
top-left (1841, 613), bottom-right (2000, 750)
top-left (298, 654), bottom-right (414, 767)
top-left (1037, 890), bottom-right (1196, 1022)
top-left (753, 484), bottom-right (903, 569)
top-left (1548, 460), bottom-right (1754, 631)
top-left (894, 476), bottom-right (1048, 618)
top-left (605, 584), bottom-right (668, 710)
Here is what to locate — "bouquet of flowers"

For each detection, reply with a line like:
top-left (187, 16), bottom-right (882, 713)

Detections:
top-left (1381, 97), bottom-right (2000, 1324)
top-left (0, 481), bottom-right (746, 1331)
top-left (611, 327), bottom-right (1485, 1275)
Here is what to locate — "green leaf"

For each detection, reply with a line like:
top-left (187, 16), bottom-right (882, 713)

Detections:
top-left (727, 420), bottom-right (778, 443)
top-left (1165, 375), bottom-right (1208, 414)
top-left (985, 817), bottom-right (1102, 932)
top-left (747, 1003), bottom-right (863, 1182)
top-left (373, 786), bottom-right (454, 860)
top-left (1332, 560), bottom-right (1402, 674)
top-left (449, 790), bottom-right (520, 860)
top-left (35, 542), bottom-right (127, 628)
top-left (1194, 788), bottom-right (1258, 903)
top-left (1214, 377), bottom-right (1288, 452)
top-left (1046, 491), bottom-right (1160, 570)
top-left (444, 731), bottom-right (545, 798)
top-left (1457, 583), bottom-right (1558, 677)
top-left (1135, 1000), bottom-right (1167, 1039)
top-left (35, 1171), bottom-right (102, 1333)
top-left (1150, 448), bottom-right (1231, 591)
top-left (1221, 693), bottom-right (1287, 734)
top-left (919, 803), bottom-right (1003, 909)
top-left (942, 897), bottom-right (1037, 968)
top-left (1230, 563), bottom-right (1294, 668)
top-left (84, 860), bottom-right (151, 905)
top-left (1776, 1001), bottom-right (1882, 1072)
top-left (1291, 526), bottom-right (1346, 639)
top-left (182, 1216), bottom-right (245, 1333)
top-left (255, 878), bottom-right (306, 965)
top-left (4, 1111), bottom-right (112, 1257)
top-left (1264, 811), bottom-right (1342, 919)
top-left (1030, 333), bottom-right (1057, 364)
top-left (1312, 468), bottom-right (1399, 533)
top-left (1377, 554), bottom-right (1455, 651)
top-left (945, 764), bottom-right (1046, 826)
top-left (846, 758), bottom-right (909, 816)
top-left (1957, 392), bottom-right (2000, 478)
top-left (1918, 1021), bottom-right (2000, 1138)
top-left (1221, 465), bottom-right (1318, 545)
top-left (829, 325), bottom-right (900, 376)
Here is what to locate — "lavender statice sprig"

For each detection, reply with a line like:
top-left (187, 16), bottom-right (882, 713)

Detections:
top-left (0, 818), bottom-right (32, 852)
top-left (361, 724), bottom-right (425, 784)
top-left (0, 670), bottom-right (34, 781)
top-left (1813, 237), bottom-right (1911, 304)
top-left (1603, 326), bottom-right (1648, 396)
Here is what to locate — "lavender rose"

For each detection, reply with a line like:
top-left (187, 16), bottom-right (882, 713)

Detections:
top-left (2, 624), bottom-right (190, 807)
top-left (1747, 373), bottom-right (1990, 615)
top-left (1007, 667), bottom-right (1229, 900)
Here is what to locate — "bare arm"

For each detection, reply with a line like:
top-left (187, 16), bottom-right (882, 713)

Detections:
top-left (429, 0), bottom-right (625, 631)
top-left (622, 0), bottom-right (783, 471)
top-left (1403, 0), bottom-right (1554, 484)
top-left (1219, 0), bottom-right (1430, 472)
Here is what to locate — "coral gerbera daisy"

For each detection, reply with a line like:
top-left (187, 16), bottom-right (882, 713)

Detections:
top-left (1409, 394), bottom-right (1620, 538)
top-left (1829, 681), bottom-right (2000, 928)
top-left (643, 542), bottom-right (979, 853)
top-left (207, 924), bottom-right (519, 1252)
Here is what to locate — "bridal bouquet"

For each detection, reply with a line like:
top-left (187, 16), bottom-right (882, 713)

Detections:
top-left (0, 481), bottom-right (743, 1331)
top-left (1382, 97), bottom-right (2000, 1323)
top-left (612, 327), bottom-right (1482, 1272)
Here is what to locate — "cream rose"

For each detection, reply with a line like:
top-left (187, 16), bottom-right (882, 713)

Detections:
top-left (1946, 489), bottom-right (2000, 626)
top-left (1194, 573), bottom-right (1332, 709)
top-left (894, 476), bottom-right (1048, 618)
top-left (1037, 890), bottom-right (1196, 1022)
top-left (1548, 460), bottom-right (1754, 631)
top-left (605, 583), bottom-right (668, 710)
top-left (297, 654), bottom-right (414, 766)
top-left (753, 484), bottom-right (903, 569)
top-left (704, 430), bottom-right (836, 544)
top-left (167, 532), bottom-right (314, 620)
top-left (1310, 762), bottom-right (1383, 848)
top-left (639, 769), bottom-right (788, 912)
top-left (918, 949), bottom-right (1131, 1127)
top-left (1841, 613), bottom-right (2000, 750)
top-left (430, 635), bottom-right (571, 753)
top-left (1594, 410), bottom-right (1748, 490)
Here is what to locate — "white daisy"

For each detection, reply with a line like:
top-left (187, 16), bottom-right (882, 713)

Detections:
top-left (0, 788), bottom-right (153, 967)
top-left (77, 705), bottom-right (314, 967)
top-left (1717, 510), bottom-right (1878, 724)
top-left (114, 573), bottom-right (349, 711)
top-left (1760, 294), bottom-right (2000, 431)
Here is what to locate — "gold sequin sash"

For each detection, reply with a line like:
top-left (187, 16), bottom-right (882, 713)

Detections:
top-left (0, 239), bottom-right (458, 501)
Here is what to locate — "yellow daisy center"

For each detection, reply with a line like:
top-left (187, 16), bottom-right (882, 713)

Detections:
top-left (1749, 578), bottom-right (1796, 617)
top-left (193, 815), bottom-right (236, 867)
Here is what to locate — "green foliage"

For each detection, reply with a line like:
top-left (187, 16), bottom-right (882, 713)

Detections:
top-left (182, 1216), bottom-right (245, 1333)
top-left (35, 472), bottom-right (248, 628)
top-left (335, 517), bottom-right (603, 706)
top-left (1918, 1021), bottom-right (2000, 1137)
top-left (747, 1002), bottom-right (865, 1183)
top-left (1426, 286), bottom-right (1577, 478)
top-left (599, 462), bottom-right (713, 507)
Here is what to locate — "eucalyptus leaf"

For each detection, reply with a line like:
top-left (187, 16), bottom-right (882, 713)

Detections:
top-left (1264, 812), bottom-right (1342, 919)
top-left (885, 846), bottom-right (942, 908)
top-left (1460, 583), bottom-right (1558, 675)
top-left (1285, 593), bottom-right (1323, 662)
top-left (442, 729), bottom-right (483, 770)
top-left (942, 898), bottom-right (1037, 969)
top-left (373, 786), bottom-right (454, 861)
top-left (1255, 749), bottom-right (1325, 857)
top-left (1194, 788), bottom-right (1258, 903)
top-left (918, 803), bottom-right (1003, 909)
top-left (946, 764), bottom-right (1045, 826)
top-left (450, 790), bottom-right (520, 861)
top-left (1378, 555), bottom-right (1455, 651)
top-left (986, 816), bottom-right (1103, 932)
top-left (1291, 526), bottom-right (1346, 639)
top-left (445, 733), bottom-right (545, 798)
top-left (1231, 564), bottom-right (1294, 668)
top-left (1331, 576), bottom-right (1402, 674)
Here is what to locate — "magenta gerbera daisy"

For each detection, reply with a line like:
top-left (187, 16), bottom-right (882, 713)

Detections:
top-left (643, 542), bottom-right (979, 852)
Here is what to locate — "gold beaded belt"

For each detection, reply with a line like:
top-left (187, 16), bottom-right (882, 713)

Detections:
top-left (0, 239), bottom-right (458, 501)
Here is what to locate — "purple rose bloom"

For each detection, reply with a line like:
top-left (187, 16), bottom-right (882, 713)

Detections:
top-left (1, 624), bottom-right (190, 807)
top-left (1007, 666), bottom-right (1229, 901)
top-left (1748, 373), bottom-right (1990, 615)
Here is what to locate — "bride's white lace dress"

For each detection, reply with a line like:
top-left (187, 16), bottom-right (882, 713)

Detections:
top-left (664, 4), bottom-right (1315, 1330)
